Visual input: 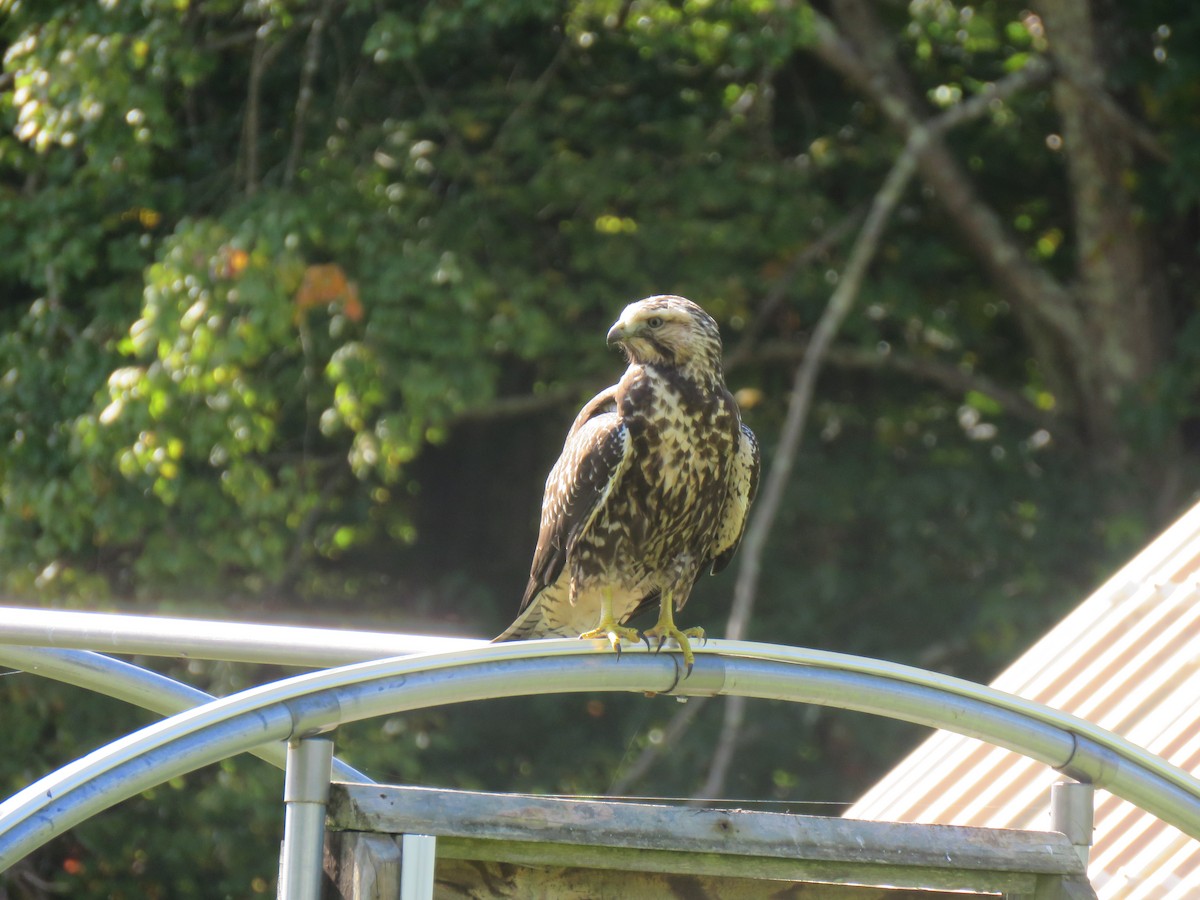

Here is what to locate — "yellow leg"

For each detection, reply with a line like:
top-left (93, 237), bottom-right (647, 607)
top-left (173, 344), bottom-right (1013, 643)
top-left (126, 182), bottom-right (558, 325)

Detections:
top-left (578, 588), bottom-right (641, 652)
top-left (642, 593), bottom-right (704, 675)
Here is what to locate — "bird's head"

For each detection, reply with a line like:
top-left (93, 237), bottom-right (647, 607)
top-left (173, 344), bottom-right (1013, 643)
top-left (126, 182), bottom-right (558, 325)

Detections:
top-left (606, 295), bottom-right (724, 383)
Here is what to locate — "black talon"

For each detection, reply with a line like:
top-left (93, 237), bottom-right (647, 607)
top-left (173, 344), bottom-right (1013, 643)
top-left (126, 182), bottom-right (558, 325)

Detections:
top-left (684, 660), bottom-right (694, 678)
top-left (661, 655), bottom-right (682, 694)
top-left (641, 634), bottom-right (653, 651)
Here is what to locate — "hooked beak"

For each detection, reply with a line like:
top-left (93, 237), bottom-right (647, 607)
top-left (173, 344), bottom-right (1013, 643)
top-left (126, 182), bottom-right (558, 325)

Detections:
top-left (606, 320), bottom-right (628, 347)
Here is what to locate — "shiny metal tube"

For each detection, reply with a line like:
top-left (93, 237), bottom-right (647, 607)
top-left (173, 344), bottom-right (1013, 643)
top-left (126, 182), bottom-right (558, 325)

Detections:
top-left (2, 607), bottom-right (1187, 800)
top-left (0, 606), bottom-right (483, 666)
top-left (1, 643), bottom-right (1197, 874)
top-left (0, 644), bottom-right (368, 782)
top-left (278, 737), bottom-right (336, 900)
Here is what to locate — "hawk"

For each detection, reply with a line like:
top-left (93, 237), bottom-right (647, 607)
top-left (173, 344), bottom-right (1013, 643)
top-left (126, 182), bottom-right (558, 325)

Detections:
top-left (496, 295), bottom-right (760, 672)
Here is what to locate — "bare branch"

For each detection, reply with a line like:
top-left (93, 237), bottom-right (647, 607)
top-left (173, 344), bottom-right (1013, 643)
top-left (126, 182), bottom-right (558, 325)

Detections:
top-left (493, 38), bottom-right (572, 150)
top-left (442, 335), bottom-right (1063, 441)
top-left (694, 147), bottom-right (921, 804)
top-left (444, 55), bottom-right (1061, 433)
top-left (751, 340), bottom-right (1063, 436)
top-left (403, 57), bottom-right (468, 160)
top-left (445, 382), bottom-right (598, 428)
top-left (728, 149), bottom-right (919, 639)
top-left (285, 0), bottom-right (339, 188)
top-left (686, 52), bottom-right (1069, 796)
top-left (725, 205), bottom-right (867, 371)
top-left (203, 18), bottom-right (317, 54)
top-left (724, 62), bottom-right (1049, 366)
top-left (927, 57), bottom-right (1054, 136)
top-left (808, 7), bottom-right (1085, 357)
top-left (243, 35), bottom-right (267, 195)
top-left (242, 27), bottom-right (290, 195)
top-left (275, 464), bottom-right (350, 597)
top-left (608, 695), bottom-right (710, 796)
top-left (1070, 78), bottom-right (1169, 163)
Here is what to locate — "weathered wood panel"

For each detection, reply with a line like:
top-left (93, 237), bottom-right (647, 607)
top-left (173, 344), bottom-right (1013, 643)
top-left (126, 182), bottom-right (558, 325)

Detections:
top-left (324, 833), bottom-right (1010, 899)
top-left (325, 831), bottom-right (402, 900)
top-left (433, 835), bottom-right (1037, 894)
top-left (324, 783), bottom-right (1097, 900)
top-left (430, 857), bottom-right (990, 899)
top-left (328, 783), bottom-right (1086, 875)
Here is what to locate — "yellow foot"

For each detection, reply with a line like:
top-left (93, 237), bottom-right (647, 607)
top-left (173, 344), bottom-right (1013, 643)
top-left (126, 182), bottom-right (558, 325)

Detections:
top-left (578, 622), bottom-right (642, 654)
top-left (643, 624), bottom-right (705, 675)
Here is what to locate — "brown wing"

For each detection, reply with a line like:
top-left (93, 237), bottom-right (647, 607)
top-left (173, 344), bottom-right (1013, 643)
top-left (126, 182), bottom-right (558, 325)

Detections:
top-left (709, 421), bottom-right (760, 574)
top-left (566, 383), bottom-right (617, 436)
top-left (518, 387), bottom-right (630, 613)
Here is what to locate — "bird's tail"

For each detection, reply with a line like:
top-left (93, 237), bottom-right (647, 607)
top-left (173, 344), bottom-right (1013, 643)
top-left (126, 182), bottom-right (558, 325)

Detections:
top-left (493, 581), bottom-right (578, 642)
top-left (492, 603), bottom-right (541, 643)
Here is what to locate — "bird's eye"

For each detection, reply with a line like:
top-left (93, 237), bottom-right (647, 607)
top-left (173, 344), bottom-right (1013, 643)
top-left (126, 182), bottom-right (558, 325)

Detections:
top-left (647, 316), bottom-right (664, 329)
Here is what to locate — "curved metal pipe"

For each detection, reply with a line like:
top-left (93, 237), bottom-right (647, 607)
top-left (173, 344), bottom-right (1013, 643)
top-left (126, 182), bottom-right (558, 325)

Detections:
top-left (0, 645), bottom-right (369, 782)
top-left (1, 642), bottom-right (1198, 872)
top-left (0, 606), bottom-right (481, 666)
top-left (2, 607), bottom-right (1185, 799)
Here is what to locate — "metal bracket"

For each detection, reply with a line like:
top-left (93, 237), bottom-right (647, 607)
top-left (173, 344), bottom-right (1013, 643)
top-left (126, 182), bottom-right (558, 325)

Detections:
top-left (278, 735), bottom-right (336, 900)
top-left (1051, 780), bottom-right (1095, 867)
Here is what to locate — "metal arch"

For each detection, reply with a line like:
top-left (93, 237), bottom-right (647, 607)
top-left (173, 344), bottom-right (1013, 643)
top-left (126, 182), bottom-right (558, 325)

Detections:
top-left (0, 604), bottom-right (1177, 791)
top-left (0, 606), bottom-right (481, 666)
top-left (1, 639), bottom-right (1199, 873)
top-left (0, 645), bottom-right (369, 783)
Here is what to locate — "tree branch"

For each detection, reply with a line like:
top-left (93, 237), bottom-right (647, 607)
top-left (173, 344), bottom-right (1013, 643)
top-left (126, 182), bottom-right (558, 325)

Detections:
top-left (1069, 77), bottom-right (1168, 163)
top-left (284, 0), bottom-right (339, 188)
top-left (403, 56), bottom-right (468, 159)
top-left (608, 695), bottom-right (710, 796)
top-left (927, 57), bottom-right (1055, 136)
top-left (445, 382), bottom-right (596, 428)
top-left (274, 464), bottom-right (350, 597)
top-left (243, 34), bottom-right (267, 195)
top-left (242, 25), bottom-right (289, 196)
top-left (725, 204), bottom-right (867, 371)
top-left (443, 333), bottom-right (1065, 443)
top-left (808, 6), bottom-right (1086, 356)
top-left (681, 54), bottom-right (1067, 792)
top-left (750, 340), bottom-right (1063, 437)
top-left (447, 67), bottom-right (1052, 440)
top-left (694, 146), bottom-right (921, 803)
top-left (493, 38), bottom-right (572, 150)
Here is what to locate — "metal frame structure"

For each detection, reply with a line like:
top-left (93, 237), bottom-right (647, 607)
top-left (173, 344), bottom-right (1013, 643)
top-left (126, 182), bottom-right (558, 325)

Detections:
top-left (1, 607), bottom-right (1199, 898)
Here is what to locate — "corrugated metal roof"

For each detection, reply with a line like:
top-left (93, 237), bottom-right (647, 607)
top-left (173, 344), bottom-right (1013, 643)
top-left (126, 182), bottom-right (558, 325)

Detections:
top-left (847, 500), bottom-right (1200, 898)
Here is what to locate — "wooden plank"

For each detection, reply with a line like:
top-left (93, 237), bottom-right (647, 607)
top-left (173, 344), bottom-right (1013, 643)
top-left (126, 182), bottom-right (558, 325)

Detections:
top-left (432, 835), bottom-right (1037, 894)
top-left (431, 856), bottom-right (994, 898)
top-left (328, 783), bottom-right (1085, 876)
top-left (323, 831), bottom-right (402, 900)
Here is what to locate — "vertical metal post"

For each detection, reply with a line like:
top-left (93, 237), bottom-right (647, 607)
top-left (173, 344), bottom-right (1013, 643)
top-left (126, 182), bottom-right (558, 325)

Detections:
top-left (399, 834), bottom-right (437, 900)
top-left (1051, 779), bottom-right (1095, 867)
top-left (278, 735), bottom-right (335, 900)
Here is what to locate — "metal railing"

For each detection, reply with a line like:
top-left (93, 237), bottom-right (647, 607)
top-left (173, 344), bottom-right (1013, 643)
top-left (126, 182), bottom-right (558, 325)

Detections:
top-left (1, 607), bottom-right (1199, 898)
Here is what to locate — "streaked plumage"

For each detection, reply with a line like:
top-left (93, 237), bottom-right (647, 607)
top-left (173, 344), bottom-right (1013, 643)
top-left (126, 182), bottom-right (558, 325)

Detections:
top-left (496, 295), bottom-right (760, 669)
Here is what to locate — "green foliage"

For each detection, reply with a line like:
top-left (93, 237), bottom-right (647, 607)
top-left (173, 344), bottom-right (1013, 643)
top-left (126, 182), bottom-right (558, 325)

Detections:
top-left (1, 0), bottom-right (1196, 895)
